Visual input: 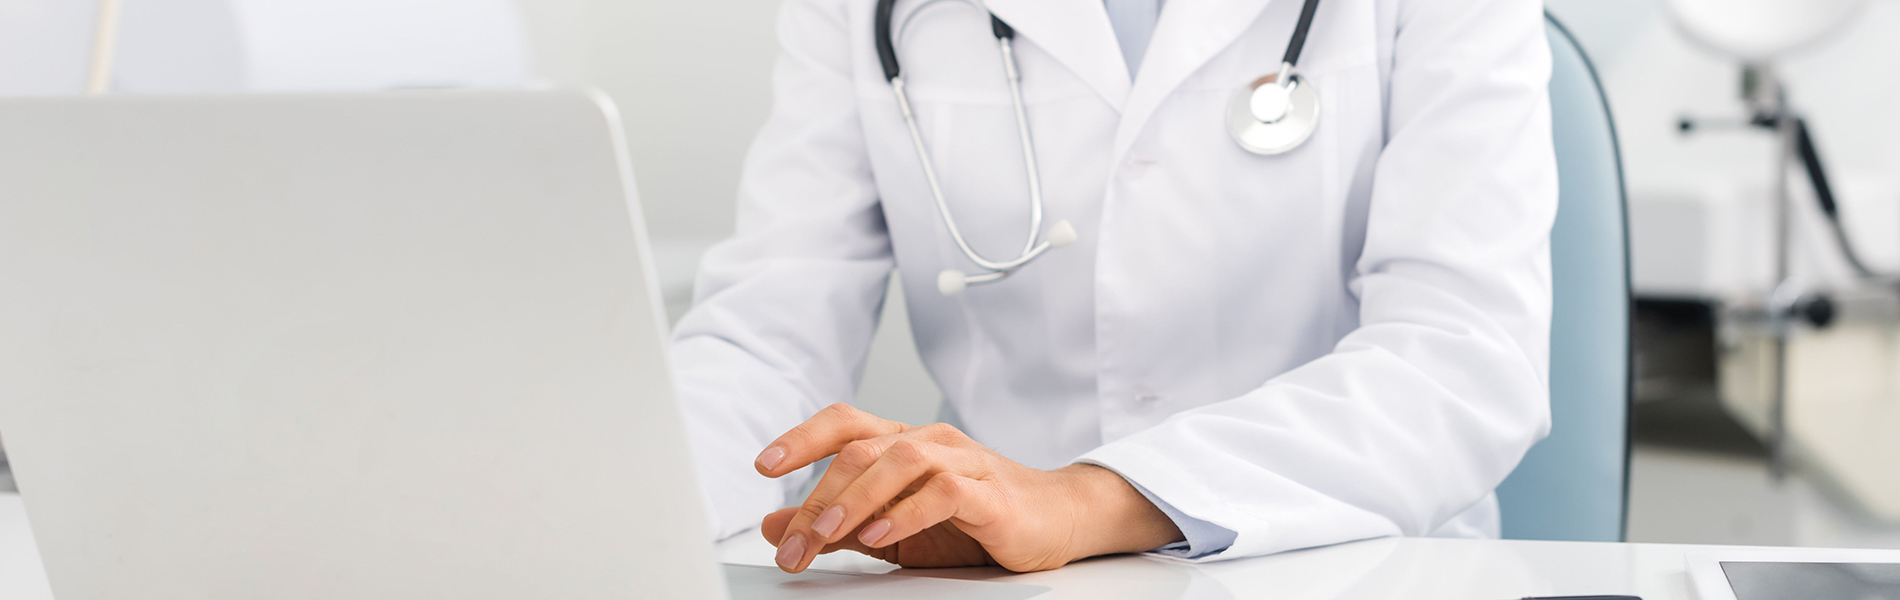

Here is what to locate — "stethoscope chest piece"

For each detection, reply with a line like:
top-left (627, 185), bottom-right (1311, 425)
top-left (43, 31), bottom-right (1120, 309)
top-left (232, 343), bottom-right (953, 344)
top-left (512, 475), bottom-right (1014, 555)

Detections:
top-left (1227, 73), bottom-right (1320, 155)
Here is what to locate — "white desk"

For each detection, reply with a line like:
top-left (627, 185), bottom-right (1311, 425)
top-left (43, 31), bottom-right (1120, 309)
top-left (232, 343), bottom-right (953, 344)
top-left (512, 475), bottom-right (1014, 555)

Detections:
top-left (719, 530), bottom-right (1709, 599)
top-left (5, 491), bottom-right (1892, 599)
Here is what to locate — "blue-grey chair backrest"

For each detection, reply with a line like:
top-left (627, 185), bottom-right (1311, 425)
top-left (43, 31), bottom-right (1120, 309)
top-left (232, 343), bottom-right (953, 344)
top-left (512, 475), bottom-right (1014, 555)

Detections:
top-left (1492, 14), bottom-right (1631, 543)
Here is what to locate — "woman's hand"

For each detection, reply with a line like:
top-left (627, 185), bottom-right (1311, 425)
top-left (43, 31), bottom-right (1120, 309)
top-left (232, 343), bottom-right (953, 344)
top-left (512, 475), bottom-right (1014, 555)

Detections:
top-left (754, 403), bottom-right (1184, 573)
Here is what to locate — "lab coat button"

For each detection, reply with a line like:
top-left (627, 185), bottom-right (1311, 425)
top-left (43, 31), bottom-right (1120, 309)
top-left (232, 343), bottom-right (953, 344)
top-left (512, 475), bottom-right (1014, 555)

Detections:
top-left (1125, 156), bottom-right (1158, 177)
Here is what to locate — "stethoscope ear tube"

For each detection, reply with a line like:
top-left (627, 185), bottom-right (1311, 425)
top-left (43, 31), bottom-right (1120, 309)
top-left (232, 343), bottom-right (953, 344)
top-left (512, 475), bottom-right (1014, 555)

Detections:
top-left (990, 14), bottom-right (1014, 40)
top-left (875, 0), bottom-right (901, 81)
top-left (876, 0), bottom-right (1015, 82)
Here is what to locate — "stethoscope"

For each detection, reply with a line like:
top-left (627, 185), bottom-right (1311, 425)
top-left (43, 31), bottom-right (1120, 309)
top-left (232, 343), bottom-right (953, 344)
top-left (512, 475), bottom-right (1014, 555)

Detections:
top-left (875, 0), bottom-right (1323, 295)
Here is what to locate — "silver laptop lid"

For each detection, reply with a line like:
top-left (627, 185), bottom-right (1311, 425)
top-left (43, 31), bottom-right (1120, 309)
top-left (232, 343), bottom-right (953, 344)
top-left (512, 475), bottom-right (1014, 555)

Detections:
top-left (0, 90), bottom-right (725, 599)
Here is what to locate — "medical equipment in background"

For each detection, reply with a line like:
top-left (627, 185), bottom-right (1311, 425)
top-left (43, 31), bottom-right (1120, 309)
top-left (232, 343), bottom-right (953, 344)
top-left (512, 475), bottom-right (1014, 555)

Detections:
top-left (1668, 0), bottom-right (1881, 479)
top-left (87, 0), bottom-right (122, 93)
top-left (875, 0), bottom-right (1324, 295)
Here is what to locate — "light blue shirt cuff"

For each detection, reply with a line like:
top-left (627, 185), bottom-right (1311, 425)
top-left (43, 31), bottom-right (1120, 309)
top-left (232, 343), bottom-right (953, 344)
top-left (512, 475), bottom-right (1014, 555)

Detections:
top-left (1125, 479), bottom-right (1238, 559)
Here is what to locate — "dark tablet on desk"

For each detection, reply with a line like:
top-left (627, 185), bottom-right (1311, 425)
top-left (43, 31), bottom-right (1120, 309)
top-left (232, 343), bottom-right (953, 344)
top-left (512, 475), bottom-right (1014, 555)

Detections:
top-left (1689, 551), bottom-right (1900, 600)
top-left (1721, 562), bottom-right (1900, 600)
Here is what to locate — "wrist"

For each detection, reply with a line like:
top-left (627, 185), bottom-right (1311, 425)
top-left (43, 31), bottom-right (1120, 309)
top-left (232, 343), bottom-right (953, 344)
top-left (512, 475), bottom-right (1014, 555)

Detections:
top-left (1055, 464), bottom-right (1184, 561)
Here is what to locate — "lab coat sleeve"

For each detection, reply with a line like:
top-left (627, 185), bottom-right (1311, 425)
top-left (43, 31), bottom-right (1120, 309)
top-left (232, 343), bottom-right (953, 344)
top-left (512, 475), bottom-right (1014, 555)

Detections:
top-left (670, 0), bottom-right (895, 541)
top-left (1128, 481), bottom-right (1240, 559)
top-left (1078, 0), bottom-right (1556, 560)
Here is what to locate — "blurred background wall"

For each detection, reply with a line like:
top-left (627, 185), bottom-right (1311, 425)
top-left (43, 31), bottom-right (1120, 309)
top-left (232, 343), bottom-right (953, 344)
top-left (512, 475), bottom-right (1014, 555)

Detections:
top-left (509, 0), bottom-right (941, 425)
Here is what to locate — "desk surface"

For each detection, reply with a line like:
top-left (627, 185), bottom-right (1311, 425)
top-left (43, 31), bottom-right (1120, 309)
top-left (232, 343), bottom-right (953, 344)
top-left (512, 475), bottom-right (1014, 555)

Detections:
top-left (6, 492), bottom-right (1895, 599)
top-left (717, 528), bottom-right (1705, 600)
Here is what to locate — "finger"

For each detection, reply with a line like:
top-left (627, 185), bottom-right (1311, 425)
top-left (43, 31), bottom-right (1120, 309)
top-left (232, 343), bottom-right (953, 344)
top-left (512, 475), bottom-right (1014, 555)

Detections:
top-left (755, 403), bottom-right (907, 478)
top-left (788, 422), bottom-right (968, 515)
top-left (765, 506), bottom-right (886, 558)
top-left (774, 435), bottom-right (907, 572)
top-left (761, 507), bottom-right (798, 544)
top-left (814, 521), bottom-right (884, 557)
top-left (774, 423), bottom-right (974, 572)
top-left (773, 510), bottom-right (900, 571)
top-left (806, 438), bottom-right (948, 547)
top-left (858, 472), bottom-right (1000, 549)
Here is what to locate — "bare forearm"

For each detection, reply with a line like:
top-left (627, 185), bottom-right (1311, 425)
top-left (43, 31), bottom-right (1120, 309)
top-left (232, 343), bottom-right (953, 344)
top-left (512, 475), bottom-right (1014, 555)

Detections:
top-left (1056, 464), bottom-right (1184, 560)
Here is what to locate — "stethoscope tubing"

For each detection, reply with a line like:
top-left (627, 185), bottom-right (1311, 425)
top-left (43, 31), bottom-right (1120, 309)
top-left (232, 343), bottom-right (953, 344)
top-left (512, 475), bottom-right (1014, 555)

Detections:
top-left (1282, 0), bottom-right (1322, 67)
top-left (881, 0), bottom-right (1055, 277)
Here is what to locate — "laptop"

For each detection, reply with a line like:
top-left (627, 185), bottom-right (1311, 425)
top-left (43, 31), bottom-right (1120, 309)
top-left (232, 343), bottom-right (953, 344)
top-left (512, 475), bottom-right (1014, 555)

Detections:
top-left (0, 90), bottom-right (1047, 600)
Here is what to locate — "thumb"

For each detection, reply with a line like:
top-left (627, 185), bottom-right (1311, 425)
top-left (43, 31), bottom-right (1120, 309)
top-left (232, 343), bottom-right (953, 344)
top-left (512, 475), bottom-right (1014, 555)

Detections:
top-left (761, 507), bottom-right (799, 545)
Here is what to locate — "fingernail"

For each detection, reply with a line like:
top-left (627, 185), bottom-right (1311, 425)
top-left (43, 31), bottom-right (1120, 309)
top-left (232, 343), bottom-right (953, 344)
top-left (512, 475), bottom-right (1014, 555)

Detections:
top-left (812, 505), bottom-right (844, 538)
top-left (757, 446), bottom-right (786, 471)
top-left (775, 534), bottom-right (806, 570)
top-left (859, 519), bottom-right (892, 547)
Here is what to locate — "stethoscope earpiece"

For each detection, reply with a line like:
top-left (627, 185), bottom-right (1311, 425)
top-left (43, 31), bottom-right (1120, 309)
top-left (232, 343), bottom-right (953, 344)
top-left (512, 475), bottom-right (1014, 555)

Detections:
top-left (1046, 220), bottom-right (1077, 248)
top-left (939, 270), bottom-right (968, 296)
top-left (937, 220), bottom-right (1075, 296)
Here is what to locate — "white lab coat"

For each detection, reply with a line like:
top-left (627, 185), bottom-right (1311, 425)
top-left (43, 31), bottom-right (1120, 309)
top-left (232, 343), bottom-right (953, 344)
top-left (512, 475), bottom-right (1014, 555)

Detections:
top-left (672, 0), bottom-right (1556, 561)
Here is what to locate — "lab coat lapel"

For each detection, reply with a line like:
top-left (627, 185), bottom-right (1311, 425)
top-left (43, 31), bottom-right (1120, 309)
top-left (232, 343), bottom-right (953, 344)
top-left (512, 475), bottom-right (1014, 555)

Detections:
top-left (1112, 0), bottom-right (1278, 158)
top-left (983, 0), bottom-right (1131, 110)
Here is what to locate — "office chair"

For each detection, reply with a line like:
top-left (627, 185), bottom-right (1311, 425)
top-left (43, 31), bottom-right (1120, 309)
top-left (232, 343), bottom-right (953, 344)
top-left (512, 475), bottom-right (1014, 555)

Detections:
top-left (1492, 13), bottom-right (1633, 543)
